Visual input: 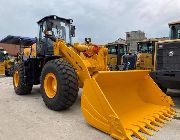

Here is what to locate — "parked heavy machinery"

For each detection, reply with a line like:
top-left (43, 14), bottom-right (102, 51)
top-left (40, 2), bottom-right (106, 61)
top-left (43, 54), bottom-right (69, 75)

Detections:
top-left (0, 47), bottom-right (5, 75)
top-left (136, 39), bottom-right (158, 70)
top-left (151, 21), bottom-right (180, 92)
top-left (106, 42), bottom-right (137, 70)
top-left (106, 42), bottom-right (128, 70)
top-left (0, 47), bottom-right (14, 76)
top-left (1, 15), bottom-right (176, 140)
top-left (121, 51), bottom-right (137, 70)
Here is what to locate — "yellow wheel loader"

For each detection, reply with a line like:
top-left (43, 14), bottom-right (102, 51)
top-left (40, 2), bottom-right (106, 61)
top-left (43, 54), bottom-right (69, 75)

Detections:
top-left (0, 47), bottom-right (5, 75)
top-left (136, 39), bottom-right (158, 70)
top-left (1, 15), bottom-right (176, 140)
top-left (0, 47), bottom-right (14, 76)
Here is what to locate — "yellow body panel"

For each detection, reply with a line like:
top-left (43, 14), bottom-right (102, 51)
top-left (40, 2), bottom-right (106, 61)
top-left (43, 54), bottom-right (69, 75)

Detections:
top-left (107, 54), bottom-right (117, 65)
top-left (24, 44), bottom-right (37, 57)
top-left (0, 62), bottom-right (5, 75)
top-left (136, 39), bottom-right (158, 71)
top-left (52, 39), bottom-right (175, 140)
top-left (136, 53), bottom-right (153, 70)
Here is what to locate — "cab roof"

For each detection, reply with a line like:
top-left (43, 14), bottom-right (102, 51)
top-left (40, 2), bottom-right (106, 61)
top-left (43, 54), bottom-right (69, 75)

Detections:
top-left (0, 35), bottom-right (36, 46)
top-left (137, 39), bottom-right (158, 43)
top-left (158, 39), bottom-right (180, 44)
top-left (168, 21), bottom-right (180, 26)
top-left (37, 15), bottom-right (73, 25)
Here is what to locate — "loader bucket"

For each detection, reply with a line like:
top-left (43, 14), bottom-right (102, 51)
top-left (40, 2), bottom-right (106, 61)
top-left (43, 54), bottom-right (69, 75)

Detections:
top-left (81, 70), bottom-right (176, 140)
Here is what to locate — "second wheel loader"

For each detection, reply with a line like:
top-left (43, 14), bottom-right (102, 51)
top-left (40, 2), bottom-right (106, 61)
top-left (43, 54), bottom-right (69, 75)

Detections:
top-left (136, 39), bottom-right (158, 70)
top-left (1, 15), bottom-right (176, 140)
top-left (0, 47), bottom-right (14, 76)
top-left (0, 47), bottom-right (6, 75)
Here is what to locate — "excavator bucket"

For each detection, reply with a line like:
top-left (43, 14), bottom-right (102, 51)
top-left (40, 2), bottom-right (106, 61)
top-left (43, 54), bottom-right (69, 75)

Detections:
top-left (0, 62), bottom-right (5, 75)
top-left (81, 70), bottom-right (176, 140)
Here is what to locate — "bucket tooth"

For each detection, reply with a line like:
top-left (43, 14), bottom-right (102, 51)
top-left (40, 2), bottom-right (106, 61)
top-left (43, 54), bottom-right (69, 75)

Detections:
top-left (156, 113), bottom-right (170, 121)
top-left (169, 110), bottom-right (176, 116)
top-left (142, 121), bottom-right (159, 132)
top-left (162, 115), bottom-right (170, 121)
top-left (161, 111), bottom-right (173, 118)
top-left (131, 129), bottom-right (147, 140)
top-left (151, 120), bottom-right (163, 127)
top-left (166, 108), bottom-right (176, 116)
top-left (152, 115), bottom-right (166, 124)
top-left (132, 122), bottom-right (153, 136)
top-left (170, 108), bottom-right (176, 113)
top-left (167, 110), bottom-right (175, 116)
top-left (138, 125), bottom-right (153, 136)
top-left (145, 117), bottom-right (163, 127)
top-left (125, 130), bottom-right (134, 140)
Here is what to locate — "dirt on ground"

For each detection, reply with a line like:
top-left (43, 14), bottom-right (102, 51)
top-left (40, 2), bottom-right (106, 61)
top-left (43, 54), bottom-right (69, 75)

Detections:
top-left (0, 76), bottom-right (179, 140)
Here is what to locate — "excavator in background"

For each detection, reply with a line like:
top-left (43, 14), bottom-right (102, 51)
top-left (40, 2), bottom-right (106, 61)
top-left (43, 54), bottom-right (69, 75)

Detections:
top-left (136, 39), bottom-right (158, 70)
top-left (1, 15), bottom-right (176, 140)
top-left (151, 21), bottom-right (180, 93)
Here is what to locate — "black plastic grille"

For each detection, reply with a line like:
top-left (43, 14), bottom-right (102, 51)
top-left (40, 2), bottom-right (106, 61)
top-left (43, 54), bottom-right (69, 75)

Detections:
top-left (157, 42), bottom-right (180, 70)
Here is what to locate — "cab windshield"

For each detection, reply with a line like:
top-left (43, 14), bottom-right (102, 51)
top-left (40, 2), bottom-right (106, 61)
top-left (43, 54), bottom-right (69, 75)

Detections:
top-left (108, 46), bottom-right (117, 54)
top-left (39, 20), bottom-right (70, 43)
top-left (108, 45), bottom-right (127, 55)
top-left (169, 24), bottom-right (180, 39)
top-left (138, 42), bottom-right (153, 53)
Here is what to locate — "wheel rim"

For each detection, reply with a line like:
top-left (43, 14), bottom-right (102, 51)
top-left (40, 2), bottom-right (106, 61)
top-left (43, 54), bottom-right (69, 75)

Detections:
top-left (14, 70), bottom-right (20, 87)
top-left (44, 73), bottom-right (57, 98)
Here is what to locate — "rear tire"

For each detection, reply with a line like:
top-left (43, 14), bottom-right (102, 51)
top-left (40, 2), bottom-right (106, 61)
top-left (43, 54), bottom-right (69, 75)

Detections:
top-left (13, 62), bottom-right (33, 95)
top-left (40, 59), bottom-right (79, 111)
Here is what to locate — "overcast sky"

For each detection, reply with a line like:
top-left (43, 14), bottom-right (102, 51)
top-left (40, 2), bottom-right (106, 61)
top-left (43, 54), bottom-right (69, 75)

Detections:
top-left (0, 0), bottom-right (180, 44)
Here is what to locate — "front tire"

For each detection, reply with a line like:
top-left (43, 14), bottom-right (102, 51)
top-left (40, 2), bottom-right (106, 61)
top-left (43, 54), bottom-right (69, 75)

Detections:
top-left (40, 59), bottom-right (79, 111)
top-left (13, 62), bottom-right (33, 95)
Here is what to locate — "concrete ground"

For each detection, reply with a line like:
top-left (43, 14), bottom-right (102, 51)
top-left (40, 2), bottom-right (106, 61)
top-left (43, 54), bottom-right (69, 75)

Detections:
top-left (0, 76), bottom-right (179, 140)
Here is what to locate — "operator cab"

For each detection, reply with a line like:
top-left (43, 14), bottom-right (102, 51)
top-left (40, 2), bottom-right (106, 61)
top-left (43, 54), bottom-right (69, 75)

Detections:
top-left (37, 15), bottom-right (75, 56)
top-left (137, 40), bottom-right (156, 53)
top-left (107, 43), bottom-right (128, 56)
top-left (169, 21), bottom-right (180, 39)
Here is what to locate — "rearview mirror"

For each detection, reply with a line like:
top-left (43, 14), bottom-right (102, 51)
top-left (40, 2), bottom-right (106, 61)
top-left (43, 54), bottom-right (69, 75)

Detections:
top-left (85, 38), bottom-right (91, 44)
top-left (70, 25), bottom-right (75, 37)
